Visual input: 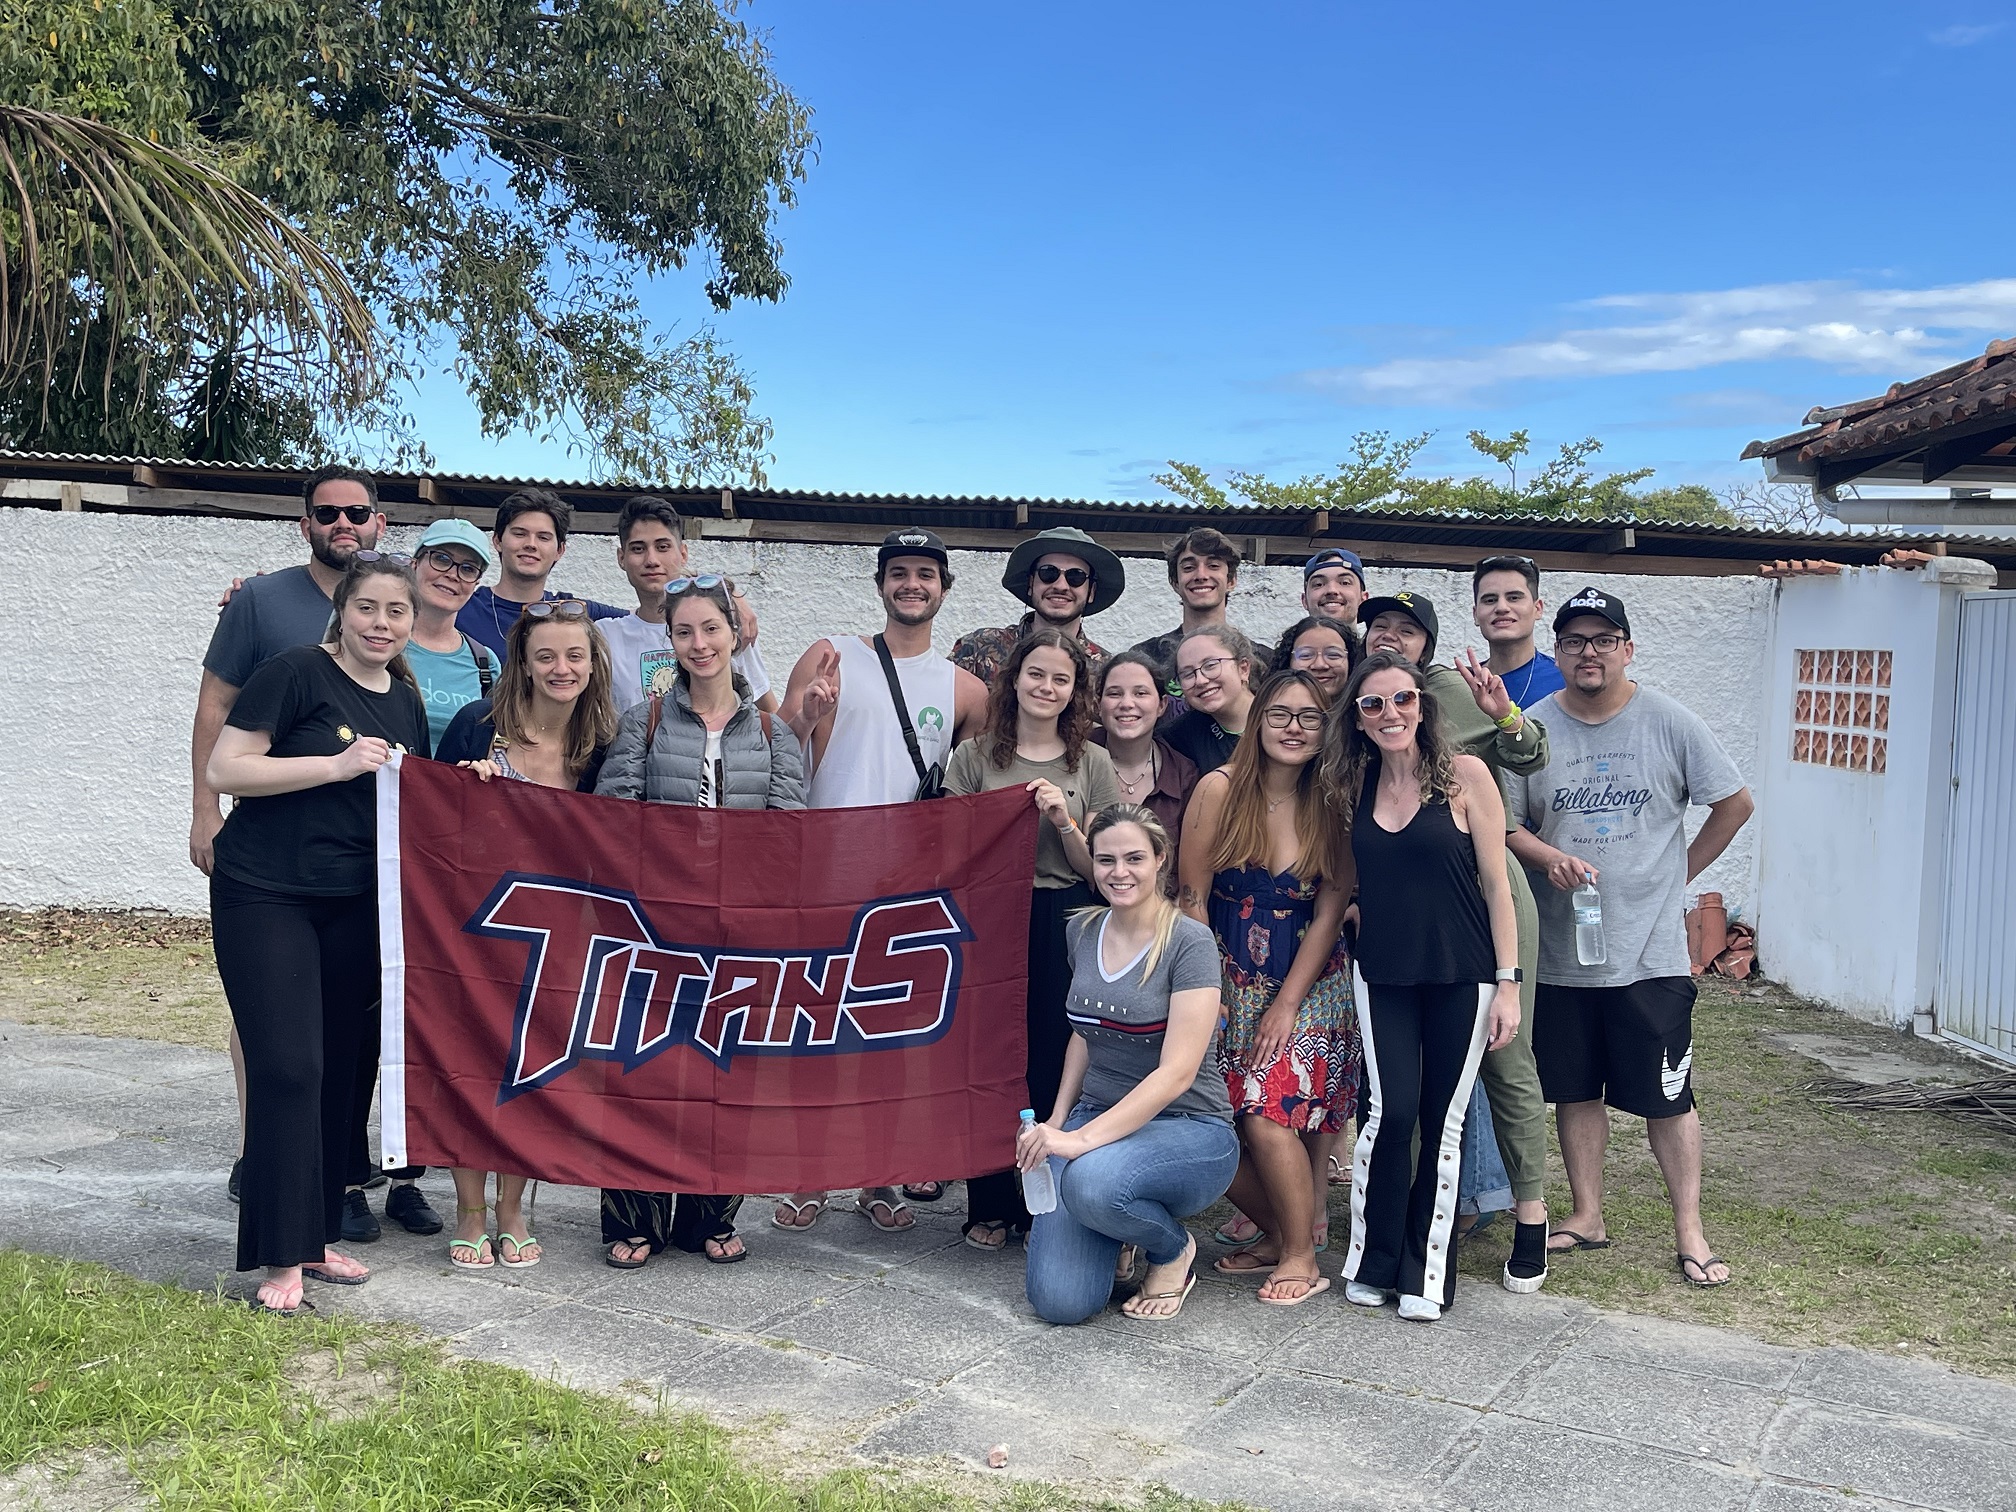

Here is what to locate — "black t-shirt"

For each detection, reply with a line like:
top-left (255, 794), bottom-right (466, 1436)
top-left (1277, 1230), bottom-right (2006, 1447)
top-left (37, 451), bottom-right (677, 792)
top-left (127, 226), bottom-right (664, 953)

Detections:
top-left (212, 645), bottom-right (430, 896)
top-left (1161, 707), bottom-right (1244, 775)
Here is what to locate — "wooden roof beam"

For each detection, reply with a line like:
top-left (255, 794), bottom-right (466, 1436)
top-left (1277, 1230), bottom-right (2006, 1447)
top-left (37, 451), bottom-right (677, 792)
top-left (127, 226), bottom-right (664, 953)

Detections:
top-left (1920, 422), bottom-right (2016, 484)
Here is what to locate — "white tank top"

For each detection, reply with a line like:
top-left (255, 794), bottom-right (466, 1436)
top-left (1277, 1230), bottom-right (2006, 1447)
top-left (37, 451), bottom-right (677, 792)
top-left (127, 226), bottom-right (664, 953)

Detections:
top-left (805, 635), bottom-right (957, 809)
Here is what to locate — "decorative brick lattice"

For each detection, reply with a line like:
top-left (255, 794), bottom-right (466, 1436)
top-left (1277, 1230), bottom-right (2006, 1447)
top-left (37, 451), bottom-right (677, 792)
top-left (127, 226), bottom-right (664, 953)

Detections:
top-left (1792, 649), bottom-right (1890, 772)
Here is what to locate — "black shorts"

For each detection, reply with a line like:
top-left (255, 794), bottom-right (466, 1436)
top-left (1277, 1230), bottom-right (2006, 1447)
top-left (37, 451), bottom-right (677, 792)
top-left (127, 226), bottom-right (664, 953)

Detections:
top-left (1533, 976), bottom-right (1696, 1119)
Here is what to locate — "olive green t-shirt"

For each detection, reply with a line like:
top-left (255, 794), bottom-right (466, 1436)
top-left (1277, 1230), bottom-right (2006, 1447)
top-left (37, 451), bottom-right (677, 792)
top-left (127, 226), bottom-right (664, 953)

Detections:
top-left (944, 738), bottom-right (1120, 889)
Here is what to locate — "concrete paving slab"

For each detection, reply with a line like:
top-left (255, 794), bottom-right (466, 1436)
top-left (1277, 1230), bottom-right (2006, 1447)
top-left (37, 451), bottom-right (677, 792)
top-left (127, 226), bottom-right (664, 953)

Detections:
top-left (1579, 1311), bottom-right (1806, 1389)
top-left (0, 1112), bottom-right (122, 1160)
top-left (1498, 1351), bottom-right (1788, 1467)
top-left (1786, 1345), bottom-right (2016, 1439)
top-left (658, 1335), bottom-right (921, 1429)
top-left (767, 1273), bottom-right (1032, 1382)
top-left (1440, 1418), bottom-right (1756, 1512)
top-left (450, 1301), bottom-right (713, 1394)
top-left (1186, 1368), bottom-right (1479, 1482)
top-left (1763, 1032), bottom-right (1957, 1086)
top-left (1762, 1402), bottom-right (2016, 1512)
top-left (1079, 1265), bottom-right (1323, 1360)
top-left (318, 1258), bottom-right (572, 1333)
top-left (1158, 1447), bottom-right (1452, 1512)
top-left (1268, 1295), bottom-right (1569, 1408)
top-left (1747, 1484), bottom-right (1923, 1511)
top-left (851, 1382), bottom-right (1166, 1483)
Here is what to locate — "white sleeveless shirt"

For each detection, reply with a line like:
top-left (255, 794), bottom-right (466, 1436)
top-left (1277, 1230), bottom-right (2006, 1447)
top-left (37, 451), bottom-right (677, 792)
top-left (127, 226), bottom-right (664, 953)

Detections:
top-left (805, 635), bottom-right (957, 809)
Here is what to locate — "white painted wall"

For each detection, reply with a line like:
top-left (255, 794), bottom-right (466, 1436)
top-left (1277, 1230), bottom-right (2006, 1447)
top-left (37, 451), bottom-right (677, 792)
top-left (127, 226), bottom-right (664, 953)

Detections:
top-left (1752, 570), bottom-right (1967, 1028)
top-left (0, 505), bottom-right (1771, 916)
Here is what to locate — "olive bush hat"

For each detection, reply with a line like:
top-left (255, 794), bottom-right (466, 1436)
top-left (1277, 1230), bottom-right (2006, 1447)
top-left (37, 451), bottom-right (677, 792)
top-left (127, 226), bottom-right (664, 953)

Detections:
top-left (1001, 526), bottom-right (1126, 616)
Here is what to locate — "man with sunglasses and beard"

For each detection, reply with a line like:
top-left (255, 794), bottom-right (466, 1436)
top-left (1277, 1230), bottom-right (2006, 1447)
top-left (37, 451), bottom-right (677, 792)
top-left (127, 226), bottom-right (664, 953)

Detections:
top-left (950, 527), bottom-right (1126, 689)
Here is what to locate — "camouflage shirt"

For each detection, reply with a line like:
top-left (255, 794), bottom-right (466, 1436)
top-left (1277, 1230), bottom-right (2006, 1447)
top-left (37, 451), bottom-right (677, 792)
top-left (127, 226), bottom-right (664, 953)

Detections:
top-left (948, 613), bottom-right (1109, 690)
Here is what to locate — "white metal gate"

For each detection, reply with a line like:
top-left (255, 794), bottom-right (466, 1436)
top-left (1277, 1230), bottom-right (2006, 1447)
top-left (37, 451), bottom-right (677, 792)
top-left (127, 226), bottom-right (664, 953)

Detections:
top-left (1939, 591), bottom-right (2016, 1063)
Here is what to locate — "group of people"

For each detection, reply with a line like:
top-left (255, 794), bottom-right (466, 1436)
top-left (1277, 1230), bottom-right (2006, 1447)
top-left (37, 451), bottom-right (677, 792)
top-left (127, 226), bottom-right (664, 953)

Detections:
top-left (192, 468), bottom-right (1754, 1326)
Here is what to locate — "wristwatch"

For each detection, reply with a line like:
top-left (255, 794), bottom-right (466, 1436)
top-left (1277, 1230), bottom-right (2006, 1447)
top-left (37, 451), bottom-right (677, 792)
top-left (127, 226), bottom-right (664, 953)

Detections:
top-left (1495, 967), bottom-right (1523, 983)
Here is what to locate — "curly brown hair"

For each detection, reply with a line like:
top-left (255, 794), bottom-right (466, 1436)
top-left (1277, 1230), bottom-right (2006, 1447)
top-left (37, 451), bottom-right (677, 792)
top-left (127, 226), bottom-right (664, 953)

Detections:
top-left (1317, 652), bottom-right (1460, 827)
top-left (983, 627), bottom-right (1095, 771)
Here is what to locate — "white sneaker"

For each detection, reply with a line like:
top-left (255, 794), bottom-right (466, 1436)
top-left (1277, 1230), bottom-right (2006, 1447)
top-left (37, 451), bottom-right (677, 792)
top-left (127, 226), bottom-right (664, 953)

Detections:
top-left (1344, 1281), bottom-right (1389, 1307)
top-left (1398, 1293), bottom-right (1442, 1322)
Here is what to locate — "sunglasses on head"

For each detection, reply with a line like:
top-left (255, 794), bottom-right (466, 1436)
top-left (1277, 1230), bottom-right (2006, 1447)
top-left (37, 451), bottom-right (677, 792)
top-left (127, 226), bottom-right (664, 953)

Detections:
top-left (1033, 564), bottom-right (1091, 588)
top-left (310, 505), bottom-right (374, 526)
top-left (1355, 688), bottom-right (1421, 716)
top-left (667, 574), bottom-right (728, 594)
top-left (524, 598), bottom-right (590, 621)
top-left (349, 550), bottom-right (410, 567)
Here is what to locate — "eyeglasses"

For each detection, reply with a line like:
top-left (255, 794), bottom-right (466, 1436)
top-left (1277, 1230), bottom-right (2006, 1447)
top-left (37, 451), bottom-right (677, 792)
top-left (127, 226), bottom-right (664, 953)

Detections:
top-left (524, 598), bottom-right (590, 621)
top-left (350, 550), bottom-right (411, 567)
top-left (417, 548), bottom-right (484, 582)
top-left (667, 574), bottom-right (727, 593)
top-left (309, 505), bottom-right (374, 526)
top-left (1556, 632), bottom-right (1625, 655)
top-left (1176, 655), bottom-right (1238, 686)
top-left (1291, 646), bottom-right (1351, 667)
top-left (1354, 689), bottom-right (1421, 716)
top-left (1032, 564), bottom-right (1091, 588)
top-left (1263, 706), bottom-right (1325, 731)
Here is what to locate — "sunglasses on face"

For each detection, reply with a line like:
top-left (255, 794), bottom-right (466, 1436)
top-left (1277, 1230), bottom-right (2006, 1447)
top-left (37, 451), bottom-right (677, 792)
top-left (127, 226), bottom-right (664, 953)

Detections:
top-left (524, 598), bottom-right (590, 621)
top-left (418, 548), bottom-right (484, 582)
top-left (310, 505), bottom-right (374, 526)
top-left (1176, 655), bottom-right (1238, 686)
top-left (1556, 632), bottom-right (1625, 655)
top-left (1263, 706), bottom-right (1325, 731)
top-left (1355, 689), bottom-right (1421, 716)
top-left (1032, 564), bottom-right (1091, 588)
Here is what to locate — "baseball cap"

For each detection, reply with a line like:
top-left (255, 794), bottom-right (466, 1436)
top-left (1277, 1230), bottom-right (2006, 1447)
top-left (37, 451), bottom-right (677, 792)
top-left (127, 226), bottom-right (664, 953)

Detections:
top-left (417, 518), bottom-right (494, 568)
top-left (1553, 586), bottom-right (1631, 637)
top-left (878, 527), bottom-right (949, 572)
top-left (1303, 547), bottom-right (1367, 587)
top-left (1358, 590), bottom-right (1439, 646)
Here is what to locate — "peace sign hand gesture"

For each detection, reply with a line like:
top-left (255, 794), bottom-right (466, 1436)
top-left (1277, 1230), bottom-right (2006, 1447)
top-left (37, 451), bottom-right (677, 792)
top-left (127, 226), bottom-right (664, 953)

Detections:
top-left (800, 642), bottom-right (841, 727)
top-left (1456, 648), bottom-right (1515, 724)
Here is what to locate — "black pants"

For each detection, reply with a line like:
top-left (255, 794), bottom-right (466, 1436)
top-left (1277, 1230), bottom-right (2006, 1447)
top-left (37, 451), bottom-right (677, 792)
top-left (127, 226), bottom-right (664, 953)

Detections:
top-left (600, 1190), bottom-right (742, 1254)
top-left (966, 881), bottom-right (1092, 1230)
top-left (1346, 978), bottom-right (1490, 1308)
top-left (211, 873), bottom-right (380, 1272)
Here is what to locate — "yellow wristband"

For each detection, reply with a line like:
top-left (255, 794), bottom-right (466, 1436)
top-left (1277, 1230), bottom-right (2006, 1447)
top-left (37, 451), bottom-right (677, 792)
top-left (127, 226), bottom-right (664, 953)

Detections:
top-left (1494, 705), bottom-right (1524, 730)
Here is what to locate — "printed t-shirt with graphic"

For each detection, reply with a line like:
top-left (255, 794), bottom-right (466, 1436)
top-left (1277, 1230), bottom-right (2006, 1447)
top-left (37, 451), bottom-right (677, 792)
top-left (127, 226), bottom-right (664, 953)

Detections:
top-left (201, 564), bottom-right (336, 687)
top-left (404, 636), bottom-right (491, 749)
top-left (456, 585), bottom-right (628, 660)
top-left (1508, 686), bottom-right (1744, 988)
top-left (596, 612), bottom-right (772, 711)
top-left (210, 645), bottom-right (430, 896)
top-left (1499, 649), bottom-right (1565, 708)
top-left (944, 737), bottom-right (1120, 890)
top-left (1066, 911), bottom-right (1231, 1122)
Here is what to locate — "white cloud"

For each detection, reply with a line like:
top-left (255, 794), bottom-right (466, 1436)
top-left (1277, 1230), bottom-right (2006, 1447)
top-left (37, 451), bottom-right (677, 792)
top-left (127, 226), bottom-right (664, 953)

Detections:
top-left (1300, 278), bottom-right (2016, 400)
top-left (1929, 22), bottom-right (2004, 45)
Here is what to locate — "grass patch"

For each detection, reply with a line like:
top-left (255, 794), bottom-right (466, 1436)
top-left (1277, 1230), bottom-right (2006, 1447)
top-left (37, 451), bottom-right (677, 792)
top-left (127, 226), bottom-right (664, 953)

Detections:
top-left (0, 910), bottom-right (227, 1052)
top-left (0, 1252), bottom-right (1237, 1512)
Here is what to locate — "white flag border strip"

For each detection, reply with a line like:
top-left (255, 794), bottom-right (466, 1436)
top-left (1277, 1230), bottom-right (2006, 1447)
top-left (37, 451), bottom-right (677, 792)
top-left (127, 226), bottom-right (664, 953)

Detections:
top-left (376, 752), bottom-right (410, 1169)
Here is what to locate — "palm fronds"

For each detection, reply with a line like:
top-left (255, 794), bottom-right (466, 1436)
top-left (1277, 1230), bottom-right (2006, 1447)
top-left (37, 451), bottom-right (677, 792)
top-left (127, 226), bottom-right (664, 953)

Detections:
top-left (1804, 1074), bottom-right (2016, 1137)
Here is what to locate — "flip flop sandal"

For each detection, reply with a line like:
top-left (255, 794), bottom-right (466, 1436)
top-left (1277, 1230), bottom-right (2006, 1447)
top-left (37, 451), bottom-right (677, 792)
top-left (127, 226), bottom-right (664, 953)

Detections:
top-left (248, 1283), bottom-right (313, 1317)
top-left (862, 1194), bottom-right (913, 1233)
top-left (1327, 1155), bottom-right (1349, 1186)
top-left (605, 1239), bottom-right (652, 1270)
top-left (1212, 1217), bottom-right (1264, 1246)
top-left (1258, 1274), bottom-right (1332, 1307)
top-left (962, 1219), bottom-right (1011, 1252)
top-left (1313, 1222), bottom-right (1330, 1254)
top-left (302, 1261), bottom-right (369, 1287)
top-left (496, 1232), bottom-right (542, 1269)
top-left (448, 1235), bottom-right (495, 1271)
top-left (901, 1181), bottom-right (945, 1203)
top-left (771, 1196), bottom-right (827, 1231)
top-left (1547, 1229), bottom-right (1612, 1253)
top-left (1115, 1244), bottom-right (1139, 1281)
top-left (1212, 1247), bottom-right (1275, 1276)
top-left (703, 1234), bottom-right (749, 1265)
top-left (1122, 1269), bottom-right (1197, 1321)
top-left (1677, 1252), bottom-right (1731, 1288)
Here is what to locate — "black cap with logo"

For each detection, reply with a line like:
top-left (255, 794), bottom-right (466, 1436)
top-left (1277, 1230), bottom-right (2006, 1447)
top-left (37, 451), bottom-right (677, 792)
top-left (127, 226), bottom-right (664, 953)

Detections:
top-left (1552, 586), bottom-right (1631, 637)
top-left (877, 527), bottom-right (950, 572)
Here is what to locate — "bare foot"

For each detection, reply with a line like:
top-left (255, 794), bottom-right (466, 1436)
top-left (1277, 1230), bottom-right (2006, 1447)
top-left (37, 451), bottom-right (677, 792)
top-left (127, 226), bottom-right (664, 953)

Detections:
top-left (704, 1234), bottom-right (746, 1261)
top-left (255, 1266), bottom-right (305, 1313)
top-left (1258, 1260), bottom-right (1329, 1304)
top-left (773, 1193), bottom-right (826, 1229)
top-left (608, 1237), bottom-right (652, 1266)
top-left (305, 1248), bottom-right (369, 1283)
top-left (1122, 1236), bottom-right (1197, 1319)
top-left (1548, 1217), bottom-right (1610, 1253)
top-left (863, 1189), bottom-right (915, 1230)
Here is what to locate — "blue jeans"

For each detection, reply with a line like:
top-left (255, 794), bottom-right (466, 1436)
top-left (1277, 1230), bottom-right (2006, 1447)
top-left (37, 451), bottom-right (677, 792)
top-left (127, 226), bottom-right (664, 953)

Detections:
top-left (1025, 1105), bottom-right (1240, 1325)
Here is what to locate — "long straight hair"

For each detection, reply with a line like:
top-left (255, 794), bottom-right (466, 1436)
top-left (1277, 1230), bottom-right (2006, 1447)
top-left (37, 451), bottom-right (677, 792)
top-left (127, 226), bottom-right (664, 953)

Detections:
top-left (323, 555), bottom-right (420, 695)
top-left (983, 626), bottom-right (1094, 771)
top-left (490, 609), bottom-right (619, 775)
top-left (1205, 668), bottom-right (1336, 882)
top-left (1077, 804), bottom-right (1183, 979)
top-left (1317, 651), bottom-right (1460, 827)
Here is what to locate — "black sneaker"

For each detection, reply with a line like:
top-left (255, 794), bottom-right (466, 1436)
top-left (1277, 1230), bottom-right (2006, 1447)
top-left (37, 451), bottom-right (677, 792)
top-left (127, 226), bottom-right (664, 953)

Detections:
top-left (385, 1182), bottom-right (443, 1235)
top-left (341, 1188), bottom-right (382, 1243)
top-left (228, 1156), bottom-right (243, 1204)
top-left (1504, 1219), bottom-right (1549, 1294)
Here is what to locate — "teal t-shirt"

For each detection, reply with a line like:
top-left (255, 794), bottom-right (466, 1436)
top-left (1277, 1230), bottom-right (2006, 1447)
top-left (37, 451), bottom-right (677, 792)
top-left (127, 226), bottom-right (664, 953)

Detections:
top-left (406, 637), bottom-right (486, 749)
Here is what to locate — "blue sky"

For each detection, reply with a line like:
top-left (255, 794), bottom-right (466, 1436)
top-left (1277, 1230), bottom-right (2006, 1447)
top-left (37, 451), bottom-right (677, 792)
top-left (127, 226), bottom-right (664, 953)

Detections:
top-left (427, 2), bottom-right (2016, 500)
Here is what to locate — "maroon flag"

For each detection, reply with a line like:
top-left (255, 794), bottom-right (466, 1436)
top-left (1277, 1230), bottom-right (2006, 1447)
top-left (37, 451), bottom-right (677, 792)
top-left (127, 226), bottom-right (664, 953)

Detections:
top-left (376, 755), bottom-right (1037, 1193)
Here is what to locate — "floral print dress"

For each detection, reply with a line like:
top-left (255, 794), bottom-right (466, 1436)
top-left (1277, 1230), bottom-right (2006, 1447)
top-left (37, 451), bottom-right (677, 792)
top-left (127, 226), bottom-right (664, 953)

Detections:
top-left (1208, 863), bottom-right (1359, 1133)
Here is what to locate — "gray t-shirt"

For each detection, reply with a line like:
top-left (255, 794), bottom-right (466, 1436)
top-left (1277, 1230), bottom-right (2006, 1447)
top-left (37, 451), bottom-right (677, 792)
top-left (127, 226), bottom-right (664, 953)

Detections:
top-left (1066, 911), bottom-right (1231, 1122)
top-left (1509, 686), bottom-right (1745, 988)
top-left (944, 737), bottom-right (1120, 889)
top-left (201, 564), bottom-right (337, 688)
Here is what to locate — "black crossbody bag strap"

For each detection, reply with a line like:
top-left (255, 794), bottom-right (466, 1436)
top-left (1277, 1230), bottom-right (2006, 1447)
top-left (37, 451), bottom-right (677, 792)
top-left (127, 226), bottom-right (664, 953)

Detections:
top-left (872, 634), bottom-right (936, 793)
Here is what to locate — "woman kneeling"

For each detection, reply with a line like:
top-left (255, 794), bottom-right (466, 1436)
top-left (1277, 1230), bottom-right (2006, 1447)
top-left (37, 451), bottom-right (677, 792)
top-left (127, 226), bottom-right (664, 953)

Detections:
top-left (1019, 805), bottom-right (1237, 1324)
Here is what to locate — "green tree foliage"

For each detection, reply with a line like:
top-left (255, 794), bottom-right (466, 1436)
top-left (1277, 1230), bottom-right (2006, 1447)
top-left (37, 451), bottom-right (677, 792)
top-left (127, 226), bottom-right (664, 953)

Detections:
top-left (1, 0), bottom-right (814, 479)
top-left (1158, 430), bottom-right (1742, 526)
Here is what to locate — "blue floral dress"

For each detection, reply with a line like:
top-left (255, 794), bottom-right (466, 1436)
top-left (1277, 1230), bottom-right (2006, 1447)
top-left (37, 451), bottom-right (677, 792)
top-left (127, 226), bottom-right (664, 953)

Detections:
top-left (1208, 864), bottom-right (1359, 1133)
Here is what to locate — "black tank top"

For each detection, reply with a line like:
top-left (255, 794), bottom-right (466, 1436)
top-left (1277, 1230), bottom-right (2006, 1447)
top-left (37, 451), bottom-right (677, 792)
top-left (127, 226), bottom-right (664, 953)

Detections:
top-left (1351, 758), bottom-right (1495, 986)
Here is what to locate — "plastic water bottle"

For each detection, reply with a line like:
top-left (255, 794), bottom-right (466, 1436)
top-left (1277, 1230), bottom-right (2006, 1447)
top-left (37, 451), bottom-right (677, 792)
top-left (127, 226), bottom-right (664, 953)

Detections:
top-left (1573, 872), bottom-right (1607, 966)
top-left (1017, 1109), bottom-right (1057, 1215)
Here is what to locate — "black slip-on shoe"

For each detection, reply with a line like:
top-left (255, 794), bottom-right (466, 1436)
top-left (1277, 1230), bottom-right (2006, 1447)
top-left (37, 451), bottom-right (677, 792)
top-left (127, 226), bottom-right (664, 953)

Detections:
top-left (385, 1182), bottom-right (443, 1236)
top-left (341, 1188), bottom-right (382, 1243)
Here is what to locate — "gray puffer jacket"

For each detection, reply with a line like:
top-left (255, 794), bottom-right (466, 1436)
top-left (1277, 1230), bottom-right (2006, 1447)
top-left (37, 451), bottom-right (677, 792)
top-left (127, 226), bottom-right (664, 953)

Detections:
top-left (594, 679), bottom-right (805, 809)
